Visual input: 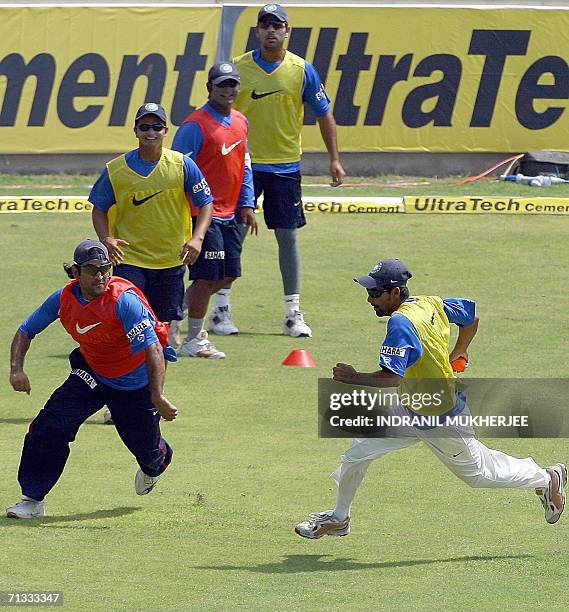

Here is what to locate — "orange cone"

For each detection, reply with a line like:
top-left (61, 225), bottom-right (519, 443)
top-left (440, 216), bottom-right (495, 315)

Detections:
top-left (282, 349), bottom-right (317, 367)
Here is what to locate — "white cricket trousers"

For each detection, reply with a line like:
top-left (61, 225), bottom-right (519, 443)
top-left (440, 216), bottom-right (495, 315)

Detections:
top-left (331, 417), bottom-right (550, 519)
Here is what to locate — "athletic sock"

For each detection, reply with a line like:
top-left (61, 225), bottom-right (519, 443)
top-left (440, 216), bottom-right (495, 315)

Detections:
top-left (215, 288), bottom-right (232, 310)
top-left (284, 294), bottom-right (300, 317)
top-left (275, 228), bottom-right (300, 295)
top-left (186, 317), bottom-right (204, 341)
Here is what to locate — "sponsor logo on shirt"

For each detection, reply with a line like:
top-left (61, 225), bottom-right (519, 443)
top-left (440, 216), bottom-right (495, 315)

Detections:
top-left (251, 89), bottom-right (282, 100)
top-left (204, 250), bottom-right (225, 260)
top-left (71, 368), bottom-right (97, 389)
top-left (127, 318), bottom-right (151, 341)
top-left (381, 345), bottom-right (406, 357)
top-left (315, 84), bottom-right (328, 102)
top-left (132, 191), bottom-right (162, 206)
top-left (221, 140), bottom-right (243, 156)
top-left (192, 177), bottom-right (211, 196)
top-left (75, 322), bottom-right (102, 334)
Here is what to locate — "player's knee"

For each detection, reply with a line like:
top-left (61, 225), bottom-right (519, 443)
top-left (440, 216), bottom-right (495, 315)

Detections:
top-left (453, 469), bottom-right (487, 488)
top-left (192, 279), bottom-right (218, 293)
top-left (27, 414), bottom-right (76, 445)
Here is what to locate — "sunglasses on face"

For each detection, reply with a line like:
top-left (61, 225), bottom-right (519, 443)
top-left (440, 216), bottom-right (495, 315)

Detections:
top-left (137, 123), bottom-right (166, 132)
top-left (81, 264), bottom-right (112, 276)
top-left (258, 21), bottom-right (286, 30)
top-left (367, 287), bottom-right (392, 299)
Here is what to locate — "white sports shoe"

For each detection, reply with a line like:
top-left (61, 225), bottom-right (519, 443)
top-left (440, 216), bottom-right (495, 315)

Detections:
top-left (208, 307), bottom-right (239, 335)
top-left (284, 311), bottom-right (312, 337)
top-left (178, 330), bottom-right (226, 359)
top-left (295, 510), bottom-right (350, 539)
top-left (103, 407), bottom-right (114, 425)
top-left (135, 468), bottom-right (161, 496)
top-left (6, 497), bottom-right (46, 519)
top-left (169, 320), bottom-right (182, 349)
top-left (536, 463), bottom-right (567, 524)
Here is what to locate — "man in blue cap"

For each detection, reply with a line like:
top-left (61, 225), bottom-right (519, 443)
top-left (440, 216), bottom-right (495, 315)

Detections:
top-left (172, 61), bottom-right (255, 358)
top-left (295, 259), bottom-right (566, 538)
top-left (222, 3), bottom-right (346, 338)
top-left (89, 102), bottom-right (214, 337)
top-left (7, 240), bottom-right (178, 519)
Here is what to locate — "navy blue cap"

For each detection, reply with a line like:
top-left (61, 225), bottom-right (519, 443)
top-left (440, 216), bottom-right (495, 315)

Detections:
top-left (258, 3), bottom-right (288, 23)
top-left (208, 61), bottom-right (240, 85)
top-left (73, 239), bottom-right (111, 266)
top-left (354, 259), bottom-right (413, 289)
top-left (135, 102), bottom-right (167, 124)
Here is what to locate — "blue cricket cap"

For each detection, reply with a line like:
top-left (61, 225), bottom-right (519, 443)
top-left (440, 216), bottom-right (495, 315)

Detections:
top-left (354, 259), bottom-right (412, 289)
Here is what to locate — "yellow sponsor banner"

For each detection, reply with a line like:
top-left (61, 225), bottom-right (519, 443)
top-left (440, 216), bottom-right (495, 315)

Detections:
top-left (0, 196), bottom-right (403, 214)
top-left (4, 195), bottom-right (569, 215)
top-left (405, 196), bottom-right (569, 215)
top-left (229, 6), bottom-right (569, 153)
top-left (2, 6), bottom-right (569, 153)
top-left (0, 6), bottom-right (220, 153)
top-left (0, 196), bottom-right (93, 213)
top-left (259, 196), bottom-right (404, 214)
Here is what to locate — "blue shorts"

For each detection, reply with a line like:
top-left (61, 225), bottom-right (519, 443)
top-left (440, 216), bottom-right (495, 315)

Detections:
top-left (189, 218), bottom-right (242, 281)
top-left (114, 264), bottom-right (185, 322)
top-left (17, 349), bottom-right (173, 501)
top-left (253, 170), bottom-right (306, 230)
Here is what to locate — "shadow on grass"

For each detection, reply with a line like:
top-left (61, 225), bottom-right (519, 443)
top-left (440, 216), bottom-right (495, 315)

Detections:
top-left (0, 418), bottom-right (35, 425)
top-left (0, 418), bottom-right (109, 426)
top-left (195, 553), bottom-right (533, 574)
top-left (231, 332), bottom-right (283, 337)
top-left (1, 506), bottom-right (141, 527)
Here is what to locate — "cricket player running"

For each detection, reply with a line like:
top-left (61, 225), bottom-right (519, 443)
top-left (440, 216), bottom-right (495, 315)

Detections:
top-left (295, 259), bottom-right (566, 538)
top-left (7, 240), bottom-right (177, 519)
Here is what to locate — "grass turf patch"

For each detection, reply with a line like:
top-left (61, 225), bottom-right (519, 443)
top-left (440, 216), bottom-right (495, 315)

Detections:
top-left (0, 190), bottom-right (568, 611)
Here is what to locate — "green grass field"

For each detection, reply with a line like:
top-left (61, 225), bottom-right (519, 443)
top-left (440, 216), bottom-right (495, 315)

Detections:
top-left (3, 172), bottom-right (569, 197)
top-left (1, 179), bottom-right (568, 611)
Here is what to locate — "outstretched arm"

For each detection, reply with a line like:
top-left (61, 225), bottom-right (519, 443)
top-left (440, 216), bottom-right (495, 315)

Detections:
top-left (145, 341), bottom-right (178, 421)
top-left (332, 362), bottom-right (402, 387)
top-left (10, 330), bottom-right (32, 394)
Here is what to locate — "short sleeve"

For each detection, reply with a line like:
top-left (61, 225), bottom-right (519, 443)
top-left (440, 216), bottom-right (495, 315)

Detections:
top-left (379, 313), bottom-right (423, 376)
top-left (443, 298), bottom-right (476, 327)
top-left (182, 156), bottom-right (213, 208)
top-left (302, 61), bottom-right (331, 116)
top-left (115, 290), bottom-right (159, 354)
top-left (88, 168), bottom-right (116, 212)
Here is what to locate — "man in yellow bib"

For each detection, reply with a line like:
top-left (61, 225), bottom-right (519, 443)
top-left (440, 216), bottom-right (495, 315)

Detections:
top-left (295, 259), bottom-right (566, 538)
top-left (90, 103), bottom-right (213, 332)
top-left (214, 3), bottom-right (345, 338)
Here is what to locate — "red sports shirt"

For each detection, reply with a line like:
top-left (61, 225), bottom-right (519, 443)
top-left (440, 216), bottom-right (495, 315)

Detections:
top-left (182, 108), bottom-right (248, 218)
top-left (59, 277), bottom-right (169, 378)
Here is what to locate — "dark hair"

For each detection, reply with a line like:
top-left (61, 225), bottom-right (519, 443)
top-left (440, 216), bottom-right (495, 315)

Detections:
top-left (399, 286), bottom-right (410, 300)
top-left (63, 263), bottom-right (75, 279)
